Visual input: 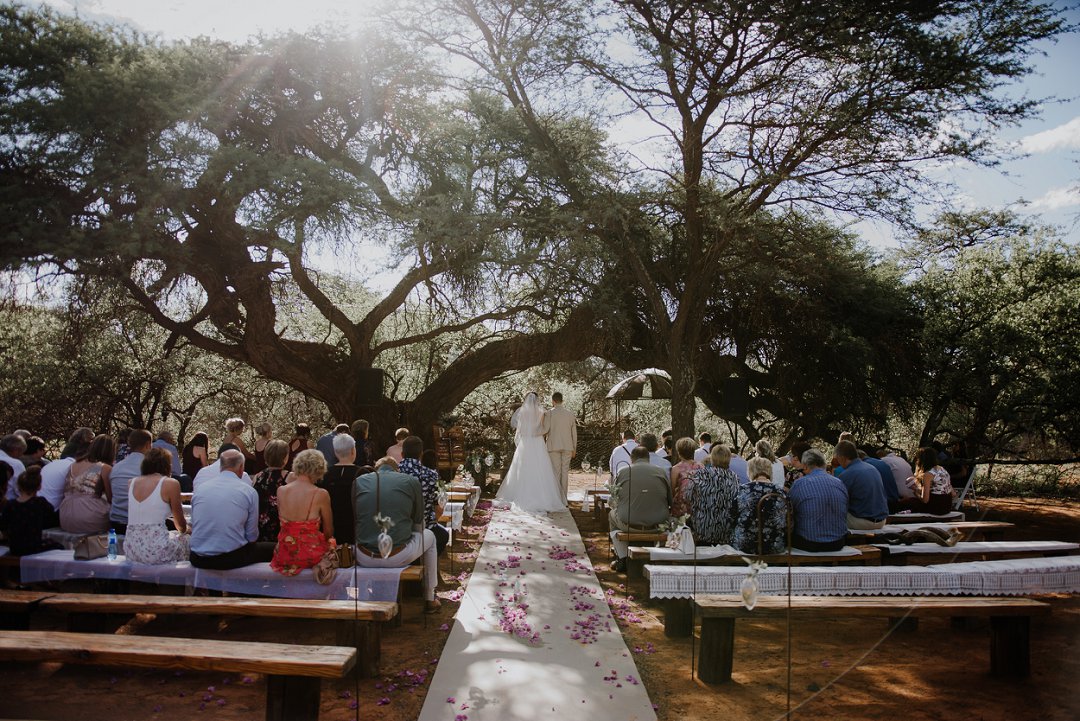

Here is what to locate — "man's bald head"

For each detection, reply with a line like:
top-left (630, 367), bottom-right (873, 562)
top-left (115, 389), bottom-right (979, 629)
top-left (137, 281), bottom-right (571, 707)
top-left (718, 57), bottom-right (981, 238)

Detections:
top-left (219, 449), bottom-right (245, 475)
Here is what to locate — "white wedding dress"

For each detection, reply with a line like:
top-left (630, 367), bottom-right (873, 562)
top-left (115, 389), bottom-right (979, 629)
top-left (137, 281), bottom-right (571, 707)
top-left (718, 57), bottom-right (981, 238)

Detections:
top-left (496, 395), bottom-right (567, 513)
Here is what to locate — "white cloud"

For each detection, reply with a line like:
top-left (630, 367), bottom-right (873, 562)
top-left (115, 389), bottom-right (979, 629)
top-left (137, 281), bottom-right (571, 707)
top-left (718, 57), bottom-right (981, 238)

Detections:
top-left (1020, 115), bottom-right (1080, 154)
top-left (1028, 184), bottom-right (1080, 211)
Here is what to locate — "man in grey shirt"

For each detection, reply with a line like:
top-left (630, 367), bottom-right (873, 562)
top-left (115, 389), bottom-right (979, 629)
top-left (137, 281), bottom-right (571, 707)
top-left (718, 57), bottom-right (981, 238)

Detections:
top-left (608, 446), bottom-right (672, 571)
top-left (109, 429), bottom-right (153, 533)
top-left (189, 450), bottom-right (274, 569)
top-left (354, 457), bottom-right (440, 612)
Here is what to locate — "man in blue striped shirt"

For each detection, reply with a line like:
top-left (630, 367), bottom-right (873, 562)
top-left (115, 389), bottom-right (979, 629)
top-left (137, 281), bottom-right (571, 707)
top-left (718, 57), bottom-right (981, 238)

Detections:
top-left (788, 449), bottom-right (849, 552)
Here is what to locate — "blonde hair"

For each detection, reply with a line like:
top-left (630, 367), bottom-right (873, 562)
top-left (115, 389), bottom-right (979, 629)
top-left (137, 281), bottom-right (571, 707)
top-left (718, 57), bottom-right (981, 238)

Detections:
top-left (747, 456), bottom-right (773, 481)
top-left (394, 428), bottom-right (410, 441)
top-left (675, 437), bottom-right (696, 462)
top-left (710, 444), bottom-right (732, 469)
top-left (225, 417), bottom-right (246, 434)
top-left (254, 421), bottom-right (272, 438)
top-left (291, 449), bottom-right (327, 481)
top-left (374, 456), bottom-right (399, 471)
top-left (754, 439), bottom-right (776, 462)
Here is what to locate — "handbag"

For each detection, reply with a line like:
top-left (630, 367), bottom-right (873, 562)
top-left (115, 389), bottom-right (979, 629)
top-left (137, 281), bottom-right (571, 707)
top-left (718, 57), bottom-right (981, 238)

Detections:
top-left (666, 526), bottom-right (696, 555)
top-left (313, 547), bottom-right (340, 585)
top-left (73, 534), bottom-right (109, 560)
top-left (335, 543), bottom-right (355, 568)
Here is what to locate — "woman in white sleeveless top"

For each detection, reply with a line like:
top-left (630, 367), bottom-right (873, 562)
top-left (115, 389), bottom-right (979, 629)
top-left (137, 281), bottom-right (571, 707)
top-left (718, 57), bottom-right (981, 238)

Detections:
top-left (124, 448), bottom-right (190, 564)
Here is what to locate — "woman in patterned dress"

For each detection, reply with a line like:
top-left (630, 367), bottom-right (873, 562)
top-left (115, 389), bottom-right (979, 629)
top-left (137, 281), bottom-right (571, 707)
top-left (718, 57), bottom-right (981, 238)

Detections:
top-left (900, 446), bottom-right (957, 515)
top-left (252, 440), bottom-right (290, 542)
top-left (669, 437), bottom-right (702, 518)
top-left (59, 434), bottom-right (115, 535)
top-left (732, 457), bottom-right (790, 555)
top-left (686, 444), bottom-right (740, 546)
top-left (271, 449), bottom-right (333, 576)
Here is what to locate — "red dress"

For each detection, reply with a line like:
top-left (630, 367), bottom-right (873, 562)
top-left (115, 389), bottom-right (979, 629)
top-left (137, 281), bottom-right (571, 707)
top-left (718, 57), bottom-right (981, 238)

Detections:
top-left (270, 493), bottom-right (330, 576)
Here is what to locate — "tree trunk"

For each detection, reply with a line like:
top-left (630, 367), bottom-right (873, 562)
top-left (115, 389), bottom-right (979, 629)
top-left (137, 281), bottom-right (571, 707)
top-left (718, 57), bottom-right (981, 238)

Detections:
top-left (669, 347), bottom-right (698, 440)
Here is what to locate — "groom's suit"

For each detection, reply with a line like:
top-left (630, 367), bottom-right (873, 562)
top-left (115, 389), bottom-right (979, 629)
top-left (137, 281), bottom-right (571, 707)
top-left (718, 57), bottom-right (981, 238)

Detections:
top-left (543, 404), bottom-right (577, 503)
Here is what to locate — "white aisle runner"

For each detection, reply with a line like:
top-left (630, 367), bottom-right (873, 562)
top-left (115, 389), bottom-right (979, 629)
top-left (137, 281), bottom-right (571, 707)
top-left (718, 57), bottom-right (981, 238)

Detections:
top-left (419, 506), bottom-right (657, 721)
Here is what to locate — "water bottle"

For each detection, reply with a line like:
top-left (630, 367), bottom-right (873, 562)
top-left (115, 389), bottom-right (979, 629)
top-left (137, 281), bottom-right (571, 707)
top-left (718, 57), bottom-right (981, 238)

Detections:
top-left (107, 528), bottom-right (118, 561)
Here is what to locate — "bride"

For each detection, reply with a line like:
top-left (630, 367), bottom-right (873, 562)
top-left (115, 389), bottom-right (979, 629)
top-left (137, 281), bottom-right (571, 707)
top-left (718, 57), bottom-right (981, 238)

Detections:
top-left (496, 392), bottom-right (567, 513)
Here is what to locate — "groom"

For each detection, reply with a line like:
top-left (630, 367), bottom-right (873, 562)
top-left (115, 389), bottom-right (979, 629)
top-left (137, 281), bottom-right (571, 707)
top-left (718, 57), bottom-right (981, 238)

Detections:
top-left (543, 392), bottom-right (577, 503)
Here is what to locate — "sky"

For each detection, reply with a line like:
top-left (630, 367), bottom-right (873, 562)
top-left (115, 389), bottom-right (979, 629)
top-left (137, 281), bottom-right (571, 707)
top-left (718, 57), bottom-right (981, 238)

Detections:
top-left (24, 0), bottom-right (1080, 254)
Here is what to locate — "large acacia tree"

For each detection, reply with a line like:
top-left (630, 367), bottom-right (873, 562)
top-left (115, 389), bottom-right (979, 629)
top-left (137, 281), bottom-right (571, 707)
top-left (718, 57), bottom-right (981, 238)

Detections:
top-left (0, 7), bottom-right (614, 441)
top-left (408, 0), bottom-right (1068, 437)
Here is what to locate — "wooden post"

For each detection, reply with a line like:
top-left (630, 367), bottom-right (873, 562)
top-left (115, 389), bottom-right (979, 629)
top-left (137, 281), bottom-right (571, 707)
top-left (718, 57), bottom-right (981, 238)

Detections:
top-left (698, 616), bottom-right (736, 684)
top-left (664, 598), bottom-right (693, 637)
top-left (336, 620), bottom-right (381, 678)
top-left (990, 616), bottom-right (1031, 678)
top-left (627, 557), bottom-right (645, 582)
top-left (265, 675), bottom-right (322, 721)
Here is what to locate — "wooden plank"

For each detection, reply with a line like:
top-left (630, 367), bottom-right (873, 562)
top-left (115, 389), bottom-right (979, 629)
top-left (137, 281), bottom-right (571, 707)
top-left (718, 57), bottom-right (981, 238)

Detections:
top-left (38, 594), bottom-right (397, 622)
top-left (0, 630), bottom-right (356, 678)
top-left (614, 532), bottom-right (667, 543)
top-left (694, 595), bottom-right (1051, 620)
top-left (0, 590), bottom-right (55, 611)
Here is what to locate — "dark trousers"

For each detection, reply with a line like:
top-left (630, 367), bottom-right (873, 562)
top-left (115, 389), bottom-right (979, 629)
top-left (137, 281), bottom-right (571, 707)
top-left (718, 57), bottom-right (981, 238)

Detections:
top-left (431, 524), bottom-right (449, 555)
top-left (189, 542), bottom-right (275, 570)
top-left (792, 533), bottom-right (846, 553)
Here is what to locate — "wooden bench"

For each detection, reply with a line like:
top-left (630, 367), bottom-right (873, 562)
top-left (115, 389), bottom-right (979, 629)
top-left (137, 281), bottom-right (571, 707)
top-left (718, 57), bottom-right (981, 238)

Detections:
top-left (694, 595), bottom-right (1051, 684)
top-left (849, 520), bottom-right (1014, 542)
top-left (875, 540), bottom-right (1079, 566)
top-left (0, 630), bottom-right (354, 721)
top-left (0, 589), bottom-right (53, 630)
top-left (38, 593), bottom-right (394, 677)
top-left (626, 544), bottom-right (881, 581)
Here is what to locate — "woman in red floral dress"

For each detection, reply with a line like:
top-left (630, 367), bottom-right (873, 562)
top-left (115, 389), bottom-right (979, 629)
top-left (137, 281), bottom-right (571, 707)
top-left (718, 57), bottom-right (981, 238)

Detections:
top-left (271, 449), bottom-right (334, 576)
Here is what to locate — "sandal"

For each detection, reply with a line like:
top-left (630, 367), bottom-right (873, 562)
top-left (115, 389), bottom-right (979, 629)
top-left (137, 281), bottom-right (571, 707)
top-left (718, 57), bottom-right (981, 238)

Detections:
top-left (425, 599), bottom-right (442, 614)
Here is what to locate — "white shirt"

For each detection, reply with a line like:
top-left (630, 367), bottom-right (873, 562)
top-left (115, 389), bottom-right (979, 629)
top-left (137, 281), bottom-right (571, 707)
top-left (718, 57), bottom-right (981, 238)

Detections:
top-left (770, 458), bottom-right (786, 488)
top-left (193, 460), bottom-right (252, 491)
top-left (881, 453), bottom-right (915, 499)
top-left (608, 440), bottom-right (637, 479)
top-left (40, 456), bottom-right (75, 510)
top-left (0, 450), bottom-right (26, 500)
top-left (649, 452), bottom-right (672, 472)
top-left (693, 444), bottom-right (712, 464)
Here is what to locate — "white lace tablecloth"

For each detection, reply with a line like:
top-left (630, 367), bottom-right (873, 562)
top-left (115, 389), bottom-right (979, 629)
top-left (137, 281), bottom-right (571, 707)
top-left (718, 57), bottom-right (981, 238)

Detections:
top-left (445, 502), bottom-right (465, 531)
top-left (18, 549), bottom-right (403, 601)
top-left (632, 545), bottom-right (864, 561)
top-left (874, 541), bottom-right (1078, 556)
top-left (645, 556), bottom-right (1080, 598)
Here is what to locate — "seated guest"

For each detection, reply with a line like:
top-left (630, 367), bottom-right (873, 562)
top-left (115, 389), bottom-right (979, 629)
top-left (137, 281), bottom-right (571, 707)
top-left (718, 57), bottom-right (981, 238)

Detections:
top-left (784, 440), bottom-right (812, 488)
top-left (109, 428), bottom-right (153, 534)
top-left (833, 440), bottom-right (888, 530)
top-left (0, 467), bottom-right (61, 556)
top-left (608, 430), bottom-right (637, 480)
top-left (693, 432), bottom-right (712, 464)
top-left (22, 436), bottom-right (49, 467)
top-left (669, 437), bottom-right (701, 517)
top-left (252, 440), bottom-right (290, 542)
top-left (318, 423), bottom-right (350, 468)
top-left (862, 446), bottom-right (901, 513)
top-left (151, 430), bottom-right (183, 479)
top-left (659, 431), bottom-right (673, 460)
top-left (124, 448), bottom-right (190, 564)
top-left (351, 419), bottom-right (377, 467)
top-left (788, 449), bottom-right (849, 552)
top-left (608, 446), bottom-right (671, 572)
top-left (898, 447), bottom-right (957, 515)
top-left (319, 433), bottom-right (362, 545)
top-left (59, 434), bottom-right (115, 535)
top-left (878, 448), bottom-right (915, 502)
top-left (287, 423), bottom-right (311, 470)
top-left (754, 439), bottom-right (786, 488)
top-left (639, 433), bottom-right (671, 473)
top-left (114, 427), bottom-right (133, 463)
top-left (728, 449), bottom-right (750, 485)
top-left (385, 427), bottom-right (410, 463)
top-left (732, 457), bottom-right (789, 555)
top-left (189, 450), bottom-right (274, 569)
top-left (181, 431), bottom-right (210, 484)
top-left (192, 450), bottom-right (253, 490)
top-left (354, 457), bottom-right (440, 613)
top-left (41, 428), bottom-right (93, 510)
top-left (398, 435), bottom-right (448, 555)
top-left (686, 444), bottom-right (739, 546)
top-left (0, 434), bottom-right (27, 501)
top-left (0, 463), bottom-right (10, 515)
top-left (271, 449), bottom-right (333, 576)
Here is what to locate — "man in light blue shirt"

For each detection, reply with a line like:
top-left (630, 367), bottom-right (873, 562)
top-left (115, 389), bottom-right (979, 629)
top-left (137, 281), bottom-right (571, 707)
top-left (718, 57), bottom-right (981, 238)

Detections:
top-left (729, 452), bottom-right (750, 484)
top-left (151, 430), bottom-right (183, 477)
top-left (109, 429), bottom-right (153, 533)
top-left (639, 433), bottom-right (671, 473)
top-left (189, 450), bottom-right (274, 569)
top-left (834, 440), bottom-right (888, 529)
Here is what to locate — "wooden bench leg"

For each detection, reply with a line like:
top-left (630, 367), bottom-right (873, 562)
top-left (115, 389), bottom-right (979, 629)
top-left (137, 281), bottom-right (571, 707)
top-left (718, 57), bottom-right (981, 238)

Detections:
top-left (336, 620), bottom-right (380, 678)
top-left (626, 557), bottom-right (645, 582)
top-left (990, 616), bottom-right (1031, 678)
top-left (0, 610), bottom-right (31, 630)
top-left (663, 598), bottom-right (693, 638)
top-left (266, 675), bottom-right (321, 721)
top-left (698, 617), bottom-right (735, 684)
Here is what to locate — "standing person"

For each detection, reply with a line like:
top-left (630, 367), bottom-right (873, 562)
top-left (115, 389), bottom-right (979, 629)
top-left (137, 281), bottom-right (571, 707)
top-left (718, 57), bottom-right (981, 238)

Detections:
top-left (639, 433), bottom-right (672, 473)
top-left (833, 440), bottom-right (889, 530)
top-left (114, 428), bottom-right (133, 463)
top-left (669, 437), bottom-right (702, 517)
top-left (754, 439), bottom-right (786, 488)
top-left (399, 436), bottom-right (448, 554)
top-left (607, 446), bottom-right (671, 572)
top-left (59, 434), bottom-right (115, 535)
top-left (354, 457), bottom-right (440, 613)
top-left (41, 428), bottom-right (94, 510)
top-left (151, 430), bottom-right (183, 479)
top-left (109, 429), bottom-right (153, 534)
top-left (271, 449), bottom-right (333, 577)
top-left (693, 432), bottom-right (713, 464)
top-left (318, 424), bottom-right (350, 468)
top-left (252, 440), bottom-right (290, 542)
top-left (385, 428), bottom-right (410, 463)
top-left (543, 391), bottom-right (577, 504)
top-left (286, 423), bottom-right (311, 470)
top-left (496, 393), bottom-right (566, 513)
top-left (181, 432), bottom-right (210, 485)
top-left (222, 418), bottom-right (254, 468)
top-left (729, 448), bottom-right (750, 485)
top-left (608, 430), bottom-right (637, 481)
top-left (320, 433), bottom-right (361, 545)
top-left (351, 419), bottom-right (377, 467)
top-left (189, 450), bottom-right (274, 569)
top-left (0, 434), bottom-right (27, 501)
top-left (123, 448), bottom-right (190, 564)
top-left (250, 422), bottom-right (274, 475)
